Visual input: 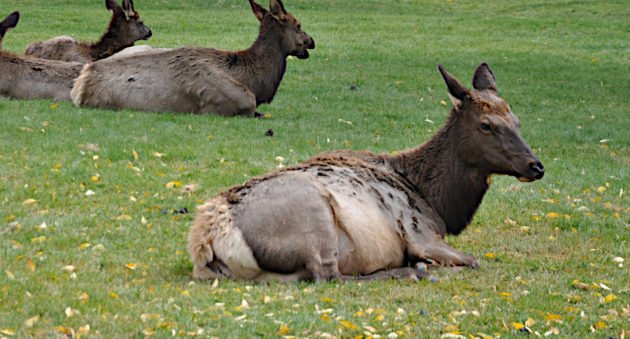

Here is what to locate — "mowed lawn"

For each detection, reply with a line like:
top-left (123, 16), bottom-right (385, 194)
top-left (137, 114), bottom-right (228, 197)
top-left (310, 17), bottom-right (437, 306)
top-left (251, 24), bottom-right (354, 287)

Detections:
top-left (0, 0), bottom-right (628, 337)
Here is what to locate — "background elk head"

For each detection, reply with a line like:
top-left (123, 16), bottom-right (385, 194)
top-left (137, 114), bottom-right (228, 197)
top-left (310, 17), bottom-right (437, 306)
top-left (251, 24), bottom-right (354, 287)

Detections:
top-left (249, 0), bottom-right (315, 59)
top-left (438, 63), bottom-right (545, 182)
top-left (106, 0), bottom-right (152, 45)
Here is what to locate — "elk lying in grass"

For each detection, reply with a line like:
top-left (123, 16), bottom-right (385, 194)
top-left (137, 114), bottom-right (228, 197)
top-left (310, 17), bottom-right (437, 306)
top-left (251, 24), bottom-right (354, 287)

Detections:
top-left (71, 0), bottom-right (315, 116)
top-left (0, 11), bottom-right (83, 101)
top-left (25, 0), bottom-right (151, 63)
top-left (188, 63), bottom-right (545, 282)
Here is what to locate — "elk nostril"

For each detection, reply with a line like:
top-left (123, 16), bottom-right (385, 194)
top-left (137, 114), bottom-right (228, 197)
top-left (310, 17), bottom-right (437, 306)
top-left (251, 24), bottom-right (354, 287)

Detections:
top-left (529, 161), bottom-right (545, 179)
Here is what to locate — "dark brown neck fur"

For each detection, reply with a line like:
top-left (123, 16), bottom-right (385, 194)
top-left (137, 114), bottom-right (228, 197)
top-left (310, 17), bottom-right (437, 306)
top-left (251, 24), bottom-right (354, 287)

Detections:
top-left (387, 112), bottom-right (490, 235)
top-left (88, 18), bottom-right (131, 60)
top-left (226, 15), bottom-right (287, 105)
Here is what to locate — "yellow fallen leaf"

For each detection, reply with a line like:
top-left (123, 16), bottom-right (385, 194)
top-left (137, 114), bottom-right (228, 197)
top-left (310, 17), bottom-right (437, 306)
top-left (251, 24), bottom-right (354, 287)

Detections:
top-left (152, 152), bottom-right (166, 158)
top-left (321, 297), bottom-right (334, 303)
top-left (24, 315), bottom-right (39, 327)
top-left (277, 323), bottom-right (290, 336)
top-left (90, 175), bottom-right (100, 183)
top-left (512, 322), bottom-right (525, 330)
top-left (109, 291), bottom-right (120, 299)
top-left (79, 292), bottom-right (89, 302)
top-left (500, 292), bottom-right (512, 297)
top-left (0, 329), bottom-right (16, 336)
top-left (484, 253), bottom-right (496, 259)
top-left (141, 313), bottom-right (162, 322)
top-left (78, 325), bottom-right (90, 336)
top-left (546, 212), bottom-right (560, 219)
top-left (544, 313), bottom-right (562, 321)
top-left (53, 326), bottom-right (73, 335)
top-left (602, 294), bottom-right (617, 303)
top-left (165, 181), bottom-right (182, 188)
top-left (22, 198), bottom-right (37, 206)
top-left (116, 214), bottom-right (132, 221)
top-left (79, 243), bottom-right (91, 250)
top-left (126, 263), bottom-right (137, 270)
top-left (132, 150), bottom-right (139, 161)
top-left (596, 186), bottom-right (606, 193)
top-left (594, 321), bottom-right (606, 330)
top-left (525, 317), bottom-right (536, 327)
top-left (340, 320), bottom-right (359, 330)
top-left (27, 258), bottom-right (36, 272)
top-left (320, 314), bottom-right (331, 322)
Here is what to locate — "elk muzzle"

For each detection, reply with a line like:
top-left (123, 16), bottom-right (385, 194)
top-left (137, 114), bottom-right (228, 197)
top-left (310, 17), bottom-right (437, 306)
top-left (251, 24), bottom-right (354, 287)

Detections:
top-left (517, 158), bottom-right (545, 182)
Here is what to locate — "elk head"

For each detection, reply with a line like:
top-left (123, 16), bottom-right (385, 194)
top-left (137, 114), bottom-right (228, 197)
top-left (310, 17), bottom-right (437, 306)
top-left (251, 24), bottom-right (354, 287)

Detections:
top-left (0, 11), bottom-right (20, 50)
top-left (438, 63), bottom-right (544, 182)
top-left (106, 0), bottom-right (152, 43)
top-left (249, 0), bottom-right (315, 59)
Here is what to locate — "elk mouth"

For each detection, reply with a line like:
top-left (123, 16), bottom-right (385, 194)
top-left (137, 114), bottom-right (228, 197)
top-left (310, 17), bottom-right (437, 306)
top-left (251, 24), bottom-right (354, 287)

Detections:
top-left (142, 30), bottom-right (152, 40)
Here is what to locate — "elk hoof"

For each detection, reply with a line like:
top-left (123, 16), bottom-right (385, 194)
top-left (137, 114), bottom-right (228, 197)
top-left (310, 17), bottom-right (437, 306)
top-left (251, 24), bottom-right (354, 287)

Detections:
top-left (468, 259), bottom-right (480, 269)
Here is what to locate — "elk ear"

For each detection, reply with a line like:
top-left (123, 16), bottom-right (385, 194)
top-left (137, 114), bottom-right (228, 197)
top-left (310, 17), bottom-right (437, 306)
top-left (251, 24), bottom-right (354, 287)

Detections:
top-left (120, 0), bottom-right (137, 20)
top-left (269, 0), bottom-right (287, 21)
top-left (249, 0), bottom-right (267, 22)
top-left (472, 63), bottom-right (497, 92)
top-left (438, 64), bottom-right (470, 107)
top-left (1, 11), bottom-right (20, 31)
top-left (105, 0), bottom-right (119, 12)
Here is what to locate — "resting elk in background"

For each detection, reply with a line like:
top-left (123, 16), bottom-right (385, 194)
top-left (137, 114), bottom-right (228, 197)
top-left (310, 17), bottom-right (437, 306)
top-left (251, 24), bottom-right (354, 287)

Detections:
top-left (188, 63), bottom-right (545, 282)
top-left (0, 11), bottom-right (83, 101)
top-left (71, 0), bottom-right (315, 117)
top-left (25, 0), bottom-right (151, 63)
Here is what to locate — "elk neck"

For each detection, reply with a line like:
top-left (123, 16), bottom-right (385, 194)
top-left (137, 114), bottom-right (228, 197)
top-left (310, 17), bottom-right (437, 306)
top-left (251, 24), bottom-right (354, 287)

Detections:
top-left (387, 113), bottom-right (490, 235)
top-left (227, 17), bottom-right (287, 105)
top-left (89, 21), bottom-right (129, 60)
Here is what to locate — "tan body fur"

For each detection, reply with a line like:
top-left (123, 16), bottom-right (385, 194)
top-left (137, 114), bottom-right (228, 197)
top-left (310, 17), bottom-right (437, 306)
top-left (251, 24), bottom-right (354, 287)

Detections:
top-left (71, 0), bottom-right (315, 116)
top-left (189, 63), bottom-right (545, 282)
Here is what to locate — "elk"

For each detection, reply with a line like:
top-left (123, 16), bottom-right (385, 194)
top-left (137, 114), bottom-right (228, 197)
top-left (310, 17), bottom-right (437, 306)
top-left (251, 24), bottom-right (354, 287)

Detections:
top-left (71, 0), bottom-right (315, 117)
top-left (0, 11), bottom-right (83, 100)
top-left (188, 63), bottom-right (545, 282)
top-left (24, 0), bottom-right (151, 63)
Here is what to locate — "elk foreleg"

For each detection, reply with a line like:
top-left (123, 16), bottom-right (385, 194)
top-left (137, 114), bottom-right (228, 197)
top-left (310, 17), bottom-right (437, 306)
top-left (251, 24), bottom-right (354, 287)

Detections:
top-left (195, 71), bottom-right (257, 116)
top-left (407, 237), bottom-right (479, 269)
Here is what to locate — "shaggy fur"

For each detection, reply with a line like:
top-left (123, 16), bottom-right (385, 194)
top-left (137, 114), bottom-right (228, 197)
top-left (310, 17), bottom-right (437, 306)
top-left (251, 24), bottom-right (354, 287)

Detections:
top-left (187, 63), bottom-right (545, 282)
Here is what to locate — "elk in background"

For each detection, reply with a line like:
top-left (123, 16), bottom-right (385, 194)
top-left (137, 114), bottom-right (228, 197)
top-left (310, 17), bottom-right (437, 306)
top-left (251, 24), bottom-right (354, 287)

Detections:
top-left (25, 0), bottom-right (151, 63)
top-left (71, 0), bottom-right (315, 117)
top-left (188, 63), bottom-right (545, 282)
top-left (0, 11), bottom-right (82, 101)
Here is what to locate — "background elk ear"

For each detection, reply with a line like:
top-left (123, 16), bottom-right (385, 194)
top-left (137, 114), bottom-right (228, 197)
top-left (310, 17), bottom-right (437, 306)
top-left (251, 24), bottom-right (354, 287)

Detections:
top-left (121, 0), bottom-right (136, 19)
top-left (438, 64), bottom-right (470, 107)
top-left (472, 63), bottom-right (497, 92)
top-left (105, 0), bottom-right (119, 12)
top-left (269, 0), bottom-right (287, 20)
top-left (248, 0), bottom-right (267, 22)
top-left (0, 11), bottom-right (20, 34)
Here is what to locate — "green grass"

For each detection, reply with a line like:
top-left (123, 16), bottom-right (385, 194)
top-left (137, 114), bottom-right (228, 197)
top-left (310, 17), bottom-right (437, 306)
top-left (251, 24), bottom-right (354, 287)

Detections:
top-left (1, 0), bottom-right (628, 337)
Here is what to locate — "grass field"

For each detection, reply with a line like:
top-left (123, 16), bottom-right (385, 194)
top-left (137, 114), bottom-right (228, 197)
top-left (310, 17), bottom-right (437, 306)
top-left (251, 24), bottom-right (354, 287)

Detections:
top-left (0, 0), bottom-right (628, 337)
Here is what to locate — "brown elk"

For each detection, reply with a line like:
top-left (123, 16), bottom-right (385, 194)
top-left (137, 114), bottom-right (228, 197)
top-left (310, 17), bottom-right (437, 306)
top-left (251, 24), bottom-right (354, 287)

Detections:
top-left (0, 11), bottom-right (83, 100)
top-left (71, 0), bottom-right (315, 117)
top-left (24, 0), bottom-right (151, 63)
top-left (188, 63), bottom-right (545, 282)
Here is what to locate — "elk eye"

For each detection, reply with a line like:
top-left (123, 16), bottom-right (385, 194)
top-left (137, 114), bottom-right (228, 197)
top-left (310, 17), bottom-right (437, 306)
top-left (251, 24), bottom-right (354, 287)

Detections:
top-left (480, 123), bottom-right (492, 132)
